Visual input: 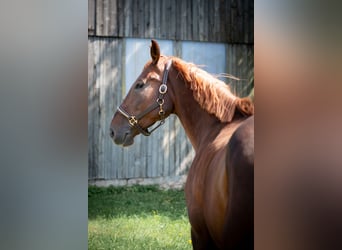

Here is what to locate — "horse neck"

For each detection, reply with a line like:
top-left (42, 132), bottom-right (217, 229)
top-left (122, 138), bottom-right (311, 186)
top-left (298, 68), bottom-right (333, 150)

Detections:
top-left (168, 73), bottom-right (227, 152)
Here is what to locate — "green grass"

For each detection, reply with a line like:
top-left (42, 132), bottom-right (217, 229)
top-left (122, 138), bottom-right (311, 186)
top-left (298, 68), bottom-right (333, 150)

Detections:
top-left (88, 185), bottom-right (192, 250)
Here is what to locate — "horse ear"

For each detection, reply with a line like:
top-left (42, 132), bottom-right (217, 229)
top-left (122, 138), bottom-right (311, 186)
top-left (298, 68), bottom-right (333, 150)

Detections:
top-left (150, 39), bottom-right (160, 65)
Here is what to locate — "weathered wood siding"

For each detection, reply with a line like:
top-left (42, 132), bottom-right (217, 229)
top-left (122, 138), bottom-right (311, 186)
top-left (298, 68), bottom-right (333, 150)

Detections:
top-left (88, 0), bottom-right (254, 185)
top-left (88, 0), bottom-right (253, 44)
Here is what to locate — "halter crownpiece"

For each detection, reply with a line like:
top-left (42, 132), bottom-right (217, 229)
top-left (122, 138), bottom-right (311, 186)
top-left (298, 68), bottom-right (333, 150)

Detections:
top-left (117, 60), bottom-right (172, 136)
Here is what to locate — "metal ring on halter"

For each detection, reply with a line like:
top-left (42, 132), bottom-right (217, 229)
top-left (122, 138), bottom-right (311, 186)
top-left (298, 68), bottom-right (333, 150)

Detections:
top-left (156, 98), bottom-right (164, 105)
top-left (159, 84), bottom-right (167, 94)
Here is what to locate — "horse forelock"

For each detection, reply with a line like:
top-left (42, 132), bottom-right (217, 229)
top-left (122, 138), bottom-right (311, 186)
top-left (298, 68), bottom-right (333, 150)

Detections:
top-left (172, 57), bottom-right (253, 122)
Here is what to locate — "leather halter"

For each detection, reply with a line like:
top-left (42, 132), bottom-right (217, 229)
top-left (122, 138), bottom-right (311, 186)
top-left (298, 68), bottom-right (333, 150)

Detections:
top-left (117, 60), bottom-right (172, 136)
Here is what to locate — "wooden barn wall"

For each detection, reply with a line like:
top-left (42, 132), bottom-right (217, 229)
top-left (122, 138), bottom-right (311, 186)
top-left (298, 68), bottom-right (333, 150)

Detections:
top-left (88, 0), bottom-right (253, 44)
top-left (88, 0), bottom-right (254, 185)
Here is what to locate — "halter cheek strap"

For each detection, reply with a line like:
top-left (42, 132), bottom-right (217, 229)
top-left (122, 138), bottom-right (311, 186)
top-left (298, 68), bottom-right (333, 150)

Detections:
top-left (117, 60), bottom-right (172, 136)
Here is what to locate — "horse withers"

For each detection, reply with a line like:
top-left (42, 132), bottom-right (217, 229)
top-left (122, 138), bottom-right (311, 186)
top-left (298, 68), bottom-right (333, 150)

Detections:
top-left (110, 40), bottom-right (254, 249)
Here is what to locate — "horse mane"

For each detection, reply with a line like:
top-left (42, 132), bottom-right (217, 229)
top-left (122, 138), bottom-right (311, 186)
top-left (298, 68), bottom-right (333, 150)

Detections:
top-left (171, 57), bottom-right (254, 122)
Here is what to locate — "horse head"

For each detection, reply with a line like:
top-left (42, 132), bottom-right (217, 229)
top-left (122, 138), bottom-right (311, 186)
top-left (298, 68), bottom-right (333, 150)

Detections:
top-left (110, 40), bottom-right (174, 146)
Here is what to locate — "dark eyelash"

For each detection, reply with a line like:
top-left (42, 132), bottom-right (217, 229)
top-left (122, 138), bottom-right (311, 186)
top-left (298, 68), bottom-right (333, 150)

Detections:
top-left (135, 82), bottom-right (145, 89)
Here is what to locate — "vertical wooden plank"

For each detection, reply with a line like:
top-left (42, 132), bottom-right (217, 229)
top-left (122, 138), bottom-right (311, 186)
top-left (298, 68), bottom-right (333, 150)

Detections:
top-left (99, 38), bottom-right (109, 179)
top-left (213, 0), bottom-right (219, 42)
top-left (159, 0), bottom-right (167, 39)
top-left (243, 0), bottom-right (249, 44)
top-left (109, 0), bottom-right (118, 36)
top-left (88, 0), bottom-right (96, 36)
top-left (237, 0), bottom-right (244, 43)
top-left (109, 39), bottom-right (116, 178)
top-left (218, 0), bottom-right (227, 43)
top-left (169, 0), bottom-right (176, 40)
top-left (101, 38), bottom-right (108, 179)
top-left (110, 39), bottom-right (123, 179)
top-left (88, 38), bottom-right (93, 179)
top-left (132, 140), bottom-right (139, 179)
top-left (116, 38), bottom-right (125, 179)
top-left (175, 0), bottom-right (181, 40)
top-left (125, 142), bottom-right (136, 179)
top-left (157, 127), bottom-right (163, 177)
top-left (192, 0), bottom-right (199, 41)
top-left (249, 0), bottom-right (254, 44)
top-left (149, 0), bottom-right (155, 38)
top-left (96, 38), bottom-right (103, 178)
top-left (133, 137), bottom-right (141, 178)
top-left (231, 0), bottom-right (238, 43)
top-left (103, 0), bottom-right (109, 36)
top-left (162, 117), bottom-right (170, 177)
top-left (154, 0), bottom-right (160, 38)
top-left (139, 137), bottom-right (147, 178)
top-left (147, 126), bottom-right (153, 177)
top-left (124, 0), bottom-right (132, 37)
top-left (207, 0), bottom-right (213, 41)
top-left (117, 0), bottom-right (124, 37)
top-left (93, 38), bottom-right (100, 179)
top-left (88, 37), bottom-right (99, 179)
top-left (138, 0), bottom-right (145, 38)
top-left (88, 38), bottom-right (93, 178)
top-left (185, 0), bottom-right (192, 41)
top-left (132, 0), bottom-right (139, 36)
top-left (122, 147), bottom-right (129, 178)
top-left (197, 0), bottom-right (207, 41)
top-left (96, 0), bottom-right (104, 36)
top-left (144, 0), bottom-right (151, 37)
top-left (105, 39), bottom-right (112, 179)
top-left (227, 0), bottom-right (233, 43)
top-left (151, 131), bottom-right (158, 177)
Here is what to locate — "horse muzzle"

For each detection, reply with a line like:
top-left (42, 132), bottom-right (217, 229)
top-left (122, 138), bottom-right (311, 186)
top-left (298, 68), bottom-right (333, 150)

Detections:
top-left (109, 126), bottom-right (135, 146)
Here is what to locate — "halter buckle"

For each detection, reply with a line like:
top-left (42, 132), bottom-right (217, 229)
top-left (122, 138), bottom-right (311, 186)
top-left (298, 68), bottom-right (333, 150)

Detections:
top-left (159, 84), bottom-right (167, 94)
top-left (128, 116), bottom-right (138, 126)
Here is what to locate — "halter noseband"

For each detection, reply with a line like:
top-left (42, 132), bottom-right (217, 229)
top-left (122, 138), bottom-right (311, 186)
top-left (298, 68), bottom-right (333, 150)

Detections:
top-left (117, 60), bottom-right (172, 136)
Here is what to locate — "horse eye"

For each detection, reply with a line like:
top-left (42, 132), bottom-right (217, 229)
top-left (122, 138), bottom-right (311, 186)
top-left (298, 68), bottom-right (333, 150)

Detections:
top-left (135, 82), bottom-right (145, 89)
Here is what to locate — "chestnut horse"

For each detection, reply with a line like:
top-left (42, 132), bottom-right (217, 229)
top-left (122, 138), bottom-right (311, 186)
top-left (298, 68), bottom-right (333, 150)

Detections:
top-left (110, 40), bottom-right (254, 249)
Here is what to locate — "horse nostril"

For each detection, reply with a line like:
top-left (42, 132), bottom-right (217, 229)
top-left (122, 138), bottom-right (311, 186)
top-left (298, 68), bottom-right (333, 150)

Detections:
top-left (109, 128), bottom-right (115, 138)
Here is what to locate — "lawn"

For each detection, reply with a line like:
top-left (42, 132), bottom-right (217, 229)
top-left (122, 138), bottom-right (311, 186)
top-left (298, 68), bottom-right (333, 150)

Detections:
top-left (88, 185), bottom-right (192, 250)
